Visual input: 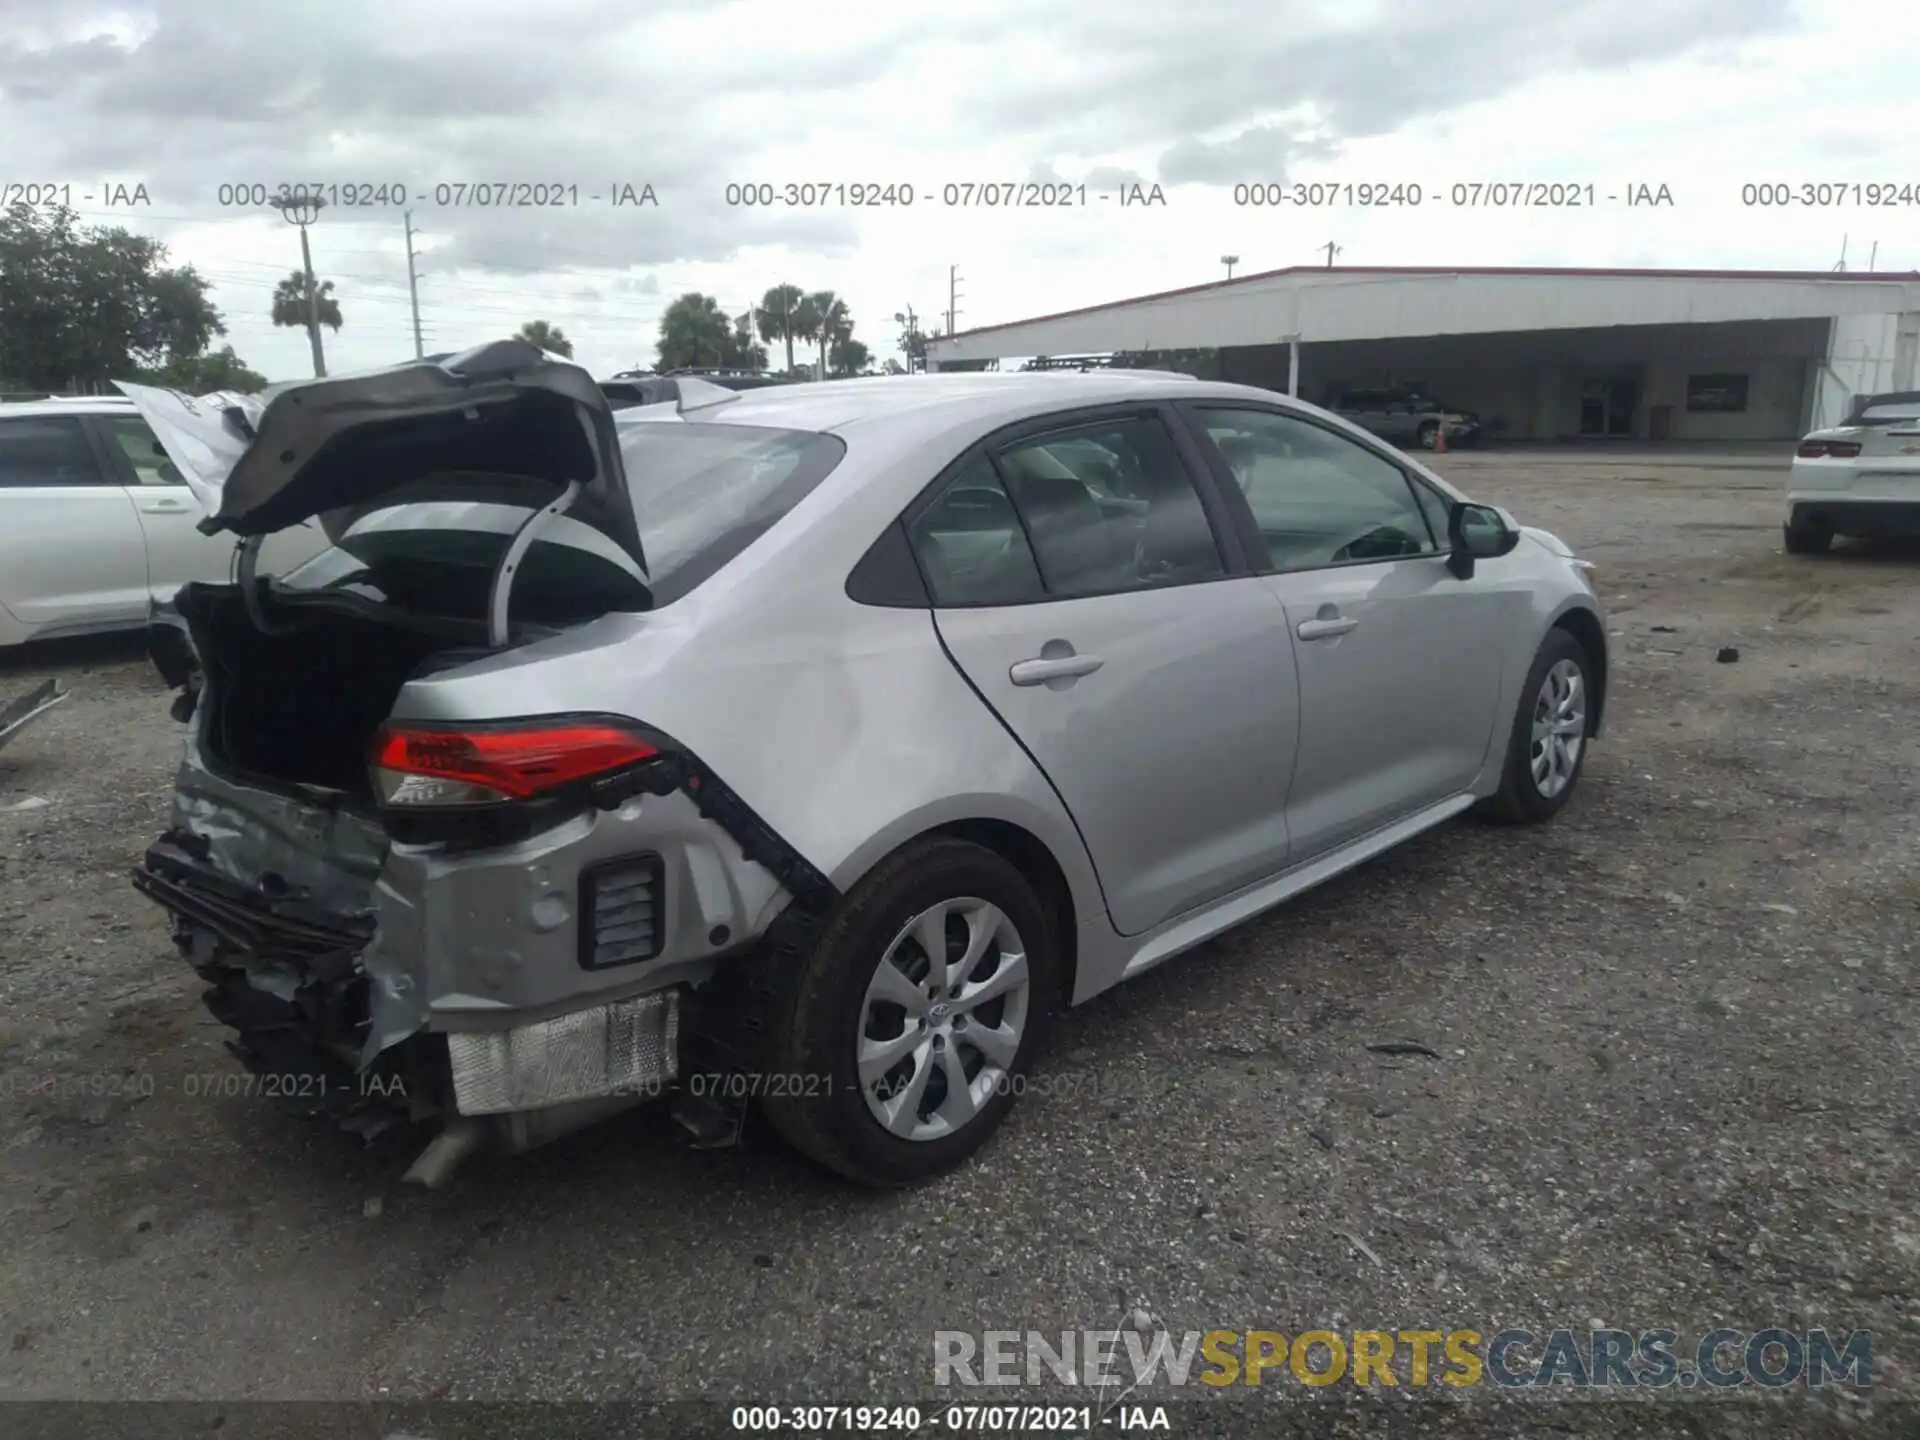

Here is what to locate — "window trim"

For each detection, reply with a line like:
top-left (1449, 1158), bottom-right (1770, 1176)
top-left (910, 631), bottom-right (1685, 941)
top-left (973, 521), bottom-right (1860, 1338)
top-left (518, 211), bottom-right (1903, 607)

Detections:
top-left (899, 402), bottom-right (1255, 610)
top-left (0, 413), bottom-right (117, 489)
top-left (1172, 399), bottom-right (1462, 577)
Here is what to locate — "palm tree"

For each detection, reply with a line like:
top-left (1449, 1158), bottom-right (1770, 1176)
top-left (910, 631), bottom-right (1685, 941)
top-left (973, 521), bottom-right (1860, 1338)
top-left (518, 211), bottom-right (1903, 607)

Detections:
top-left (270, 271), bottom-right (343, 332)
top-left (757, 284), bottom-right (804, 373)
top-left (515, 320), bottom-right (573, 357)
top-left (798, 289), bottom-right (849, 378)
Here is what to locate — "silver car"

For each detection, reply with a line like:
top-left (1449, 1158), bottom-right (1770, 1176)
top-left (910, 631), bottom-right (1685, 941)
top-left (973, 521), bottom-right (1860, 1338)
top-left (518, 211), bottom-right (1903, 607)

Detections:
top-left (126, 340), bottom-right (1607, 1188)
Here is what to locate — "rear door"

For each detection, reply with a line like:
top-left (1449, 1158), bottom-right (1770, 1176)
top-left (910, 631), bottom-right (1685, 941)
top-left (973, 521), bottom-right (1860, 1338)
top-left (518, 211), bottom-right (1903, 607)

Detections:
top-left (914, 405), bottom-right (1302, 937)
top-left (87, 411), bottom-right (326, 597)
top-left (0, 413), bottom-right (150, 637)
top-left (1178, 402), bottom-right (1513, 860)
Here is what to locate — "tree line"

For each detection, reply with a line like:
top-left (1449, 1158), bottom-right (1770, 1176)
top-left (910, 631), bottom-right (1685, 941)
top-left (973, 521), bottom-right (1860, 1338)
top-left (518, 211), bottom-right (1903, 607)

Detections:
top-left (3, 200), bottom-right (930, 395)
top-left (652, 285), bottom-right (890, 377)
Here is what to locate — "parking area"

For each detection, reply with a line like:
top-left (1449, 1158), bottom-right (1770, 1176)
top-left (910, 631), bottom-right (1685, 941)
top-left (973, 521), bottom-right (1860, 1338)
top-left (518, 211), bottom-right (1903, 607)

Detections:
top-left (1, 452), bottom-right (1916, 1423)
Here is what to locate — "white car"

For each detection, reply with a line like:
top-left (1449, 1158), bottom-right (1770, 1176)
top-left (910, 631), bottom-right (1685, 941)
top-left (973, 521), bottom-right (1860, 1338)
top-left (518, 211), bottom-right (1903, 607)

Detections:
top-left (1785, 390), bottom-right (1920, 554)
top-left (0, 396), bottom-right (327, 647)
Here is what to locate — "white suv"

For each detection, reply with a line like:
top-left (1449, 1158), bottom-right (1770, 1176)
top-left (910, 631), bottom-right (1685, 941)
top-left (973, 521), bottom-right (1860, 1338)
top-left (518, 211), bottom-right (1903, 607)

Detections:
top-left (0, 396), bottom-right (327, 647)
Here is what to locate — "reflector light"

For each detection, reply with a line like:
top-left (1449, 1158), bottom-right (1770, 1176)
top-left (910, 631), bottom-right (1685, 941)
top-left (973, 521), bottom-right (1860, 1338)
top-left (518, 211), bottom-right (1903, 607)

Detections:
top-left (370, 723), bottom-right (658, 806)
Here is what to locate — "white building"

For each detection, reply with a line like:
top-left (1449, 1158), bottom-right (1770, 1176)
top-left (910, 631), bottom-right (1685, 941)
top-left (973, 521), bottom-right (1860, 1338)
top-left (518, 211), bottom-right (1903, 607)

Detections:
top-left (923, 266), bottom-right (1920, 442)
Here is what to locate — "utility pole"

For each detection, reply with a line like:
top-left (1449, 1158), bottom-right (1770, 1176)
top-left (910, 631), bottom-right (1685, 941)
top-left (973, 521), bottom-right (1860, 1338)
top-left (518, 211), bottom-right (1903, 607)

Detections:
top-left (403, 212), bottom-right (425, 359)
top-left (947, 265), bottom-right (963, 337)
top-left (895, 307), bottom-right (918, 373)
top-left (1319, 241), bottom-right (1342, 268)
top-left (277, 192), bottom-right (328, 377)
top-left (1221, 254), bottom-right (1239, 279)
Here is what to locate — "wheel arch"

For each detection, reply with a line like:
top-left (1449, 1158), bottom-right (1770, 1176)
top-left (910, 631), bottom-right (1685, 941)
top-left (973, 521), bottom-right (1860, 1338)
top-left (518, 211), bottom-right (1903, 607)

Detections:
top-left (926, 817), bottom-right (1080, 1008)
top-left (820, 802), bottom-right (1100, 1011)
top-left (1549, 603), bottom-right (1608, 736)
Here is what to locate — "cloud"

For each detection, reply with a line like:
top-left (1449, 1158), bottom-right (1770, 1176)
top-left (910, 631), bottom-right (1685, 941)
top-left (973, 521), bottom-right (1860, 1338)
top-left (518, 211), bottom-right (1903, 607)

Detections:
top-left (952, 0), bottom-right (1801, 163)
top-left (3, 0), bottom-right (1890, 382)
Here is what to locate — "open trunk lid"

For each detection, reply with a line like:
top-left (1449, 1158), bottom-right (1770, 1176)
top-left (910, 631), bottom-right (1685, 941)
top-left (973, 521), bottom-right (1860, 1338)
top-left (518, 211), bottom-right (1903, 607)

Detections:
top-left (114, 339), bottom-right (648, 572)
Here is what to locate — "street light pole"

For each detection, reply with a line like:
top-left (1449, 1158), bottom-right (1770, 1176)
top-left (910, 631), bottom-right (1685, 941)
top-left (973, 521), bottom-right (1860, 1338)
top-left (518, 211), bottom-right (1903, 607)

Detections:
top-left (277, 192), bottom-right (329, 377)
top-left (1221, 254), bottom-right (1239, 279)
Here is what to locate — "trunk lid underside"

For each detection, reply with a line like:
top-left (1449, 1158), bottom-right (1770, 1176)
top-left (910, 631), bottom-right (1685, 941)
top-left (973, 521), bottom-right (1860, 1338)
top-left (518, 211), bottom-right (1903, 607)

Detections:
top-left (115, 337), bottom-right (648, 570)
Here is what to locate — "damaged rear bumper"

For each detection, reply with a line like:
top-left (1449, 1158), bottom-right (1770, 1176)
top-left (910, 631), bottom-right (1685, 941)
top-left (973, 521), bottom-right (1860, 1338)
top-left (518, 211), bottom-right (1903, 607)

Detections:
top-left (133, 827), bottom-right (754, 1177)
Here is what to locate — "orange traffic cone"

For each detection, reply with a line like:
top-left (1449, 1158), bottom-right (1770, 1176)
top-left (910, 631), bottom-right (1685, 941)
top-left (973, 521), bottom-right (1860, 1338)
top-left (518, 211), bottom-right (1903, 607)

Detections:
top-left (1433, 423), bottom-right (1447, 454)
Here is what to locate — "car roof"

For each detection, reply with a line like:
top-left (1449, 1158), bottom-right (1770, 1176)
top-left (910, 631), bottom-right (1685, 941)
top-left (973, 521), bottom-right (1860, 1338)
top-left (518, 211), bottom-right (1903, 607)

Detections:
top-left (684, 371), bottom-right (1236, 436)
top-left (0, 396), bottom-right (137, 418)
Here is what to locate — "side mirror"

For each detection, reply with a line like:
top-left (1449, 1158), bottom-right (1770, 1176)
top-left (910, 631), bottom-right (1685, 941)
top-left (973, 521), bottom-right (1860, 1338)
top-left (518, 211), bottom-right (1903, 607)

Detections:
top-left (1446, 502), bottom-right (1519, 578)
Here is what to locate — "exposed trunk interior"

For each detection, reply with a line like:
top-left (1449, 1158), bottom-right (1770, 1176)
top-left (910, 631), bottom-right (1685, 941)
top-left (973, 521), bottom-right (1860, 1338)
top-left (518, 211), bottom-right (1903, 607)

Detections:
top-left (186, 588), bottom-right (463, 799)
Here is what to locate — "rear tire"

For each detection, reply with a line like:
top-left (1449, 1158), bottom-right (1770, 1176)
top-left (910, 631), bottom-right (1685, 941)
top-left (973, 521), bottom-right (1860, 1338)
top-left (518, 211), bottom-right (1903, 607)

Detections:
top-left (1783, 519), bottom-right (1831, 555)
top-left (757, 838), bottom-right (1059, 1186)
top-left (1417, 421), bottom-right (1440, 450)
top-left (1478, 628), bottom-right (1594, 825)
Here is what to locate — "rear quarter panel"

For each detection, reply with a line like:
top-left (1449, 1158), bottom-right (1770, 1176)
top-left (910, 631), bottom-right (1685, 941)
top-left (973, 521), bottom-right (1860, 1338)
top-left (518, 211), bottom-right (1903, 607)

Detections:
top-left (391, 416), bottom-right (1114, 932)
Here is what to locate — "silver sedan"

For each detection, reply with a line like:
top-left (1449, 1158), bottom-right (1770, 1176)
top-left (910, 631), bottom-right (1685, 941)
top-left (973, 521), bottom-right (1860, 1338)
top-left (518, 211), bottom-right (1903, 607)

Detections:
top-left (125, 342), bottom-right (1608, 1187)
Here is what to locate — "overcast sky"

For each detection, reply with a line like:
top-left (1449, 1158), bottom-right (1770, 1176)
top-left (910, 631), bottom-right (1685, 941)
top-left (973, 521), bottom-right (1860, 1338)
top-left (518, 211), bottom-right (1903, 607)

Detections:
top-left (4, 0), bottom-right (1915, 382)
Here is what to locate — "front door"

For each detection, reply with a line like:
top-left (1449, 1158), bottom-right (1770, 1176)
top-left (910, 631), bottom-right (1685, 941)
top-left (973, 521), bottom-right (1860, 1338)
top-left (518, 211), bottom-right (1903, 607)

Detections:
top-left (1179, 403), bottom-right (1514, 860)
top-left (911, 411), bottom-right (1301, 936)
top-left (0, 414), bottom-right (150, 636)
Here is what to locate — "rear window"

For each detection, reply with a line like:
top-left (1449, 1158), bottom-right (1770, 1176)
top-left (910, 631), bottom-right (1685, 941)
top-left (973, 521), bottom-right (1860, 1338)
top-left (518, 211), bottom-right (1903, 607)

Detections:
top-left (1856, 402), bottom-right (1920, 423)
top-left (277, 422), bottom-right (843, 619)
top-left (619, 421), bottom-right (845, 601)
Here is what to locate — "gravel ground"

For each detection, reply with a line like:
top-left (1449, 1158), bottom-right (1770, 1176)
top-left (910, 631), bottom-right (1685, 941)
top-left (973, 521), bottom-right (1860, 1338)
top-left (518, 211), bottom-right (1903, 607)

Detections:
top-left (1, 452), bottom-right (1916, 1438)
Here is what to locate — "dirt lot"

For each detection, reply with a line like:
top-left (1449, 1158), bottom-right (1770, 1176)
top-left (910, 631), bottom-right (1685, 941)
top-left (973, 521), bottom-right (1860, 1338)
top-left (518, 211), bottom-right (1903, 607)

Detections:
top-left (1, 452), bottom-right (1916, 1436)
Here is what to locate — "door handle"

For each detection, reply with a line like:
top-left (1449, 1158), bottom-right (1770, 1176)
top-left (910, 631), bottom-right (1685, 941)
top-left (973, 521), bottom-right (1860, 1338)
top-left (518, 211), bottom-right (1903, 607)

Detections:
top-left (139, 498), bottom-right (189, 513)
top-left (1296, 616), bottom-right (1358, 640)
top-left (1010, 653), bottom-right (1104, 686)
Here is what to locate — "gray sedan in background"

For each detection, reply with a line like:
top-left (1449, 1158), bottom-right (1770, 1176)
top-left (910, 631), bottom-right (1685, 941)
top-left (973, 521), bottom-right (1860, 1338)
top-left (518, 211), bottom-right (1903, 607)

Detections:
top-left (124, 342), bottom-right (1606, 1188)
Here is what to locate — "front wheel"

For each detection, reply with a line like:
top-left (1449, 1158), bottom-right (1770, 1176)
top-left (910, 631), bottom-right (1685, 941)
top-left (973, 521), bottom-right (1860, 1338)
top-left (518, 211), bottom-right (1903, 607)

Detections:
top-left (1416, 421), bottom-right (1440, 450)
top-left (1478, 628), bottom-right (1594, 824)
top-left (757, 838), bottom-right (1060, 1186)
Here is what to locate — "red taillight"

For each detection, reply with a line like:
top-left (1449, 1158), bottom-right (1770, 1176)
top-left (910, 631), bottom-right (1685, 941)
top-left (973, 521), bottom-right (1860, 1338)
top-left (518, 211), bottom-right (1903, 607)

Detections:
top-left (1797, 441), bottom-right (1827, 457)
top-left (1828, 441), bottom-right (1861, 458)
top-left (370, 722), bottom-right (658, 807)
top-left (1798, 440), bottom-right (1861, 458)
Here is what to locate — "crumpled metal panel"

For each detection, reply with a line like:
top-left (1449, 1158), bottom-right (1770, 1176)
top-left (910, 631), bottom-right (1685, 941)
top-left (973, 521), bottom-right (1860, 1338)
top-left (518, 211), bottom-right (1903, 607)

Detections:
top-left (172, 754), bottom-right (387, 912)
top-left (358, 857), bottom-right (430, 1065)
top-left (446, 990), bottom-right (679, 1115)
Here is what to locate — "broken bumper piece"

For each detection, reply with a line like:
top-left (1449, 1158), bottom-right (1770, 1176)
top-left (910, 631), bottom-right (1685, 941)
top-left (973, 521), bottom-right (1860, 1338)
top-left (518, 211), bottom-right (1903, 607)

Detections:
top-left (0, 678), bottom-right (69, 753)
top-left (132, 834), bottom-right (692, 1179)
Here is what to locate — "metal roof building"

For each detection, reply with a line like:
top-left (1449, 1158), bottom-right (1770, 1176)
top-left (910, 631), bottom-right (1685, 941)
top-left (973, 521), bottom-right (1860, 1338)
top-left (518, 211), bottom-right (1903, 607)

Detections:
top-left (924, 266), bottom-right (1920, 442)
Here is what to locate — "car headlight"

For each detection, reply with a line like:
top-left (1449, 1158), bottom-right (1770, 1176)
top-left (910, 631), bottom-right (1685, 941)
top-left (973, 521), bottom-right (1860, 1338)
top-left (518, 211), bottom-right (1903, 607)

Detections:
top-left (1570, 559), bottom-right (1598, 594)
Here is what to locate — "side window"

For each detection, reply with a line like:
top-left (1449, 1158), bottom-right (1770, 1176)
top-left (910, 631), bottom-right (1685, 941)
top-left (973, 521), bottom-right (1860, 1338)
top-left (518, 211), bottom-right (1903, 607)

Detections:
top-left (0, 417), bottom-right (106, 487)
top-left (1192, 407), bottom-right (1440, 572)
top-left (995, 416), bottom-right (1223, 597)
top-left (95, 415), bottom-right (186, 486)
top-left (907, 454), bottom-right (1047, 606)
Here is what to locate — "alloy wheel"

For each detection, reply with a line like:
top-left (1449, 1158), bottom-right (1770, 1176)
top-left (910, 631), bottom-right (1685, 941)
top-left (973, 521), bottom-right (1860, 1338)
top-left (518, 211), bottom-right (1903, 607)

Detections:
top-left (1529, 657), bottom-right (1587, 798)
top-left (857, 897), bottom-right (1032, 1142)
